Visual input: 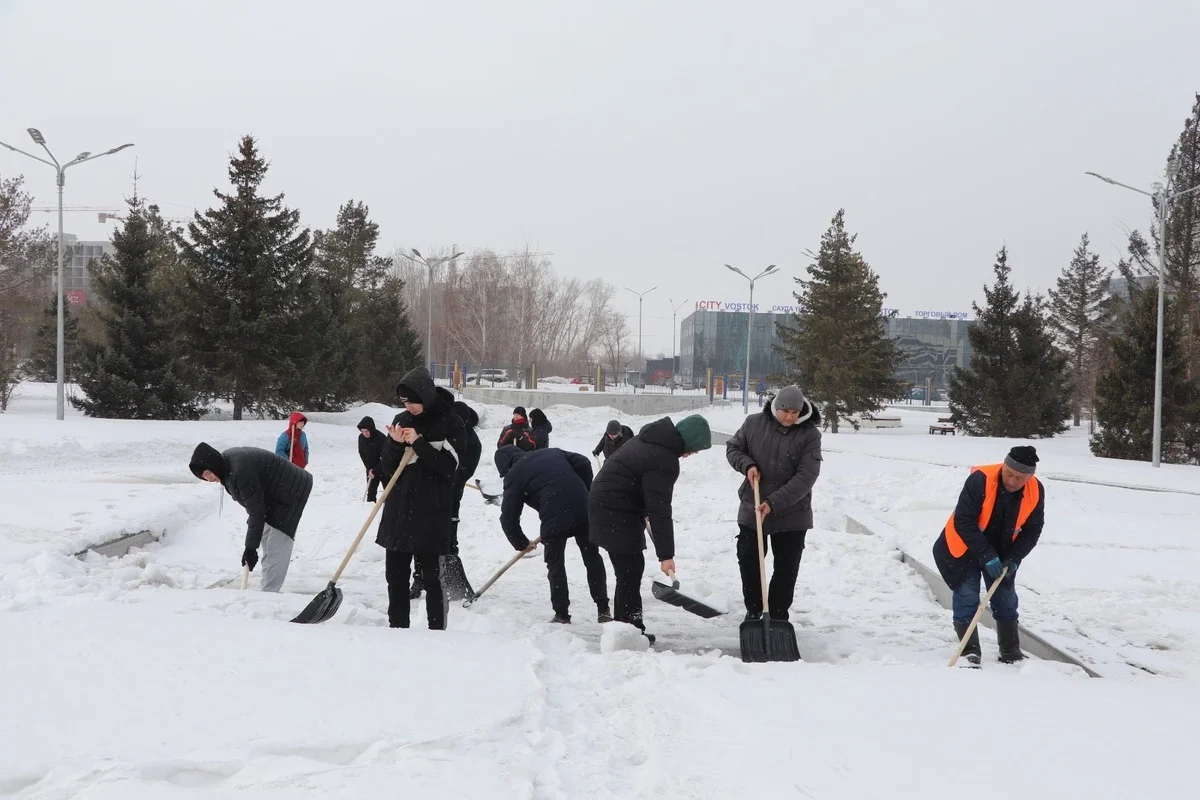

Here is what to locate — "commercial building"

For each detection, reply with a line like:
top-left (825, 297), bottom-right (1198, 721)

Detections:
top-left (50, 234), bottom-right (114, 307)
top-left (676, 300), bottom-right (973, 393)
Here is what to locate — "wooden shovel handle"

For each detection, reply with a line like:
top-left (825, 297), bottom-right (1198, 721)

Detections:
top-left (948, 566), bottom-right (1010, 667)
top-left (472, 536), bottom-right (543, 599)
top-left (752, 476), bottom-right (769, 612)
top-left (329, 447), bottom-right (415, 584)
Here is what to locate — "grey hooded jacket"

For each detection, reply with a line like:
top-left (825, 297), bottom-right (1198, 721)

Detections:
top-left (725, 396), bottom-right (823, 534)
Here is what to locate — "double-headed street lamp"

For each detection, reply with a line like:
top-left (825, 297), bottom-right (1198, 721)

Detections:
top-left (0, 129), bottom-right (134, 420)
top-left (725, 263), bottom-right (778, 414)
top-left (669, 297), bottom-right (689, 394)
top-left (624, 284), bottom-right (657, 374)
top-left (406, 248), bottom-right (464, 374)
top-left (1086, 160), bottom-right (1200, 467)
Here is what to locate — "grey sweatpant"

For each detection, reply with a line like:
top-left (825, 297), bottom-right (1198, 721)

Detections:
top-left (260, 524), bottom-right (295, 593)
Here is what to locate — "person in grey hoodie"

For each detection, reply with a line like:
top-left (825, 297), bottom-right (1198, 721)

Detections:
top-left (725, 385), bottom-right (822, 622)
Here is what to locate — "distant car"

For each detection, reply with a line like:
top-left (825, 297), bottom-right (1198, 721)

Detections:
top-left (471, 368), bottom-right (509, 384)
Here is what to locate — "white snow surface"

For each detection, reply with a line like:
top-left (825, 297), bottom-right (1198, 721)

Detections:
top-left (2, 382), bottom-right (1199, 797)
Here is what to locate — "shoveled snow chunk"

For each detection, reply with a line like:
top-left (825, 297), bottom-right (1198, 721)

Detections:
top-left (600, 621), bottom-right (650, 653)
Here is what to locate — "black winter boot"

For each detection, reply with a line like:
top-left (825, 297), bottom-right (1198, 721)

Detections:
top-left (408, 575), bottom-right (423, 600)
top-left (953, 621), bottom-right (982, 666)
top-left (996, 620), bottom-right (1026, 663)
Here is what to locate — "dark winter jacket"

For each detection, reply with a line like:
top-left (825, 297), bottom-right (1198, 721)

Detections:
top-left (357, 416), bottom-right (386, 473)
top-left (593, 425), bottom-right (635, 458)
top-left (189, 444), bottom-right (313, 550)
top-left (374, 370), bottom-right (469, 555)
top-left (497, 419), bottom-right (538, 451)
top-left (932, 468), bottom-right (1046, 589)
top-left (495, 445), bottom-right (593, 549)
top-left (451, 400), bottom-right (483, 486)
top-left (726, 396), bottom-right (823, 534)
top-left (529, 409), bottom-right (552, 449)
top-left (588, 417), bottom-right (683, 560)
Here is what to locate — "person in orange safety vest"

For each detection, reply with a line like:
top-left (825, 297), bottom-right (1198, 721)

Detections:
top-left (932, 446), bottom-right (1045, 665)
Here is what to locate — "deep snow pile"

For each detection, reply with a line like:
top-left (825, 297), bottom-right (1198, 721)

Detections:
top-left (2, 382), bottom-right (1199, 797)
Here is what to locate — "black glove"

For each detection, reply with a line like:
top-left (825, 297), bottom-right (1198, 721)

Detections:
top-left (242, 546), bottom-right (259, 572)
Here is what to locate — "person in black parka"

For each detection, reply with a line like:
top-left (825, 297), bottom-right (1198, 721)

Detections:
top-left (529, 408), bottom-right (552, 449)
top-left (357, 416), bottom-right (386, 502)
top-left (593, 419), bottom-right (634, 461)
top-left (189, 443), bottom-right (313, 593)
top-left (497, 406), bottom-right (538, 451)
top-left (495, 445), bottom-right (610, 624)
top-left (442, 399), bottom-right (483, 600)
top-left (374, 367), bottom-right (469, 630)
top-left (588, 414), bottom-right (712, 642)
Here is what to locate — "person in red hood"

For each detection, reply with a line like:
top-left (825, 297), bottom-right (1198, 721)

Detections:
top-left (275, 412), bottom-right (310, 468)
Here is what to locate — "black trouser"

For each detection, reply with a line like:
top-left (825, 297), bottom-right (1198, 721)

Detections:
top-left (606, 550), bottom-right (646, 631)
top-left (386, 550), bottom-right (445, 629)
top-left (543, 523), bottom-right (609, 619)
top-left (365, 469), bottom-right (382, 502)
top-left (736, 525), bottom-right (806, 620)
top-left (414, 484), bottom-right (467, 587)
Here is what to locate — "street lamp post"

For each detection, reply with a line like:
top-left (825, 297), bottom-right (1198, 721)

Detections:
top-left (0, 129), bottom-right (133, 420)
top-left (406, 248), bottom-right (464, 377)
top-left (725, 263), bottom-right (778, 414)
top-left (623, 285), bottom-right (657, 384)
top-left (669, 297), bottom-right (688, 394)
top-left (1086, 162), bottom-right (1200, 467)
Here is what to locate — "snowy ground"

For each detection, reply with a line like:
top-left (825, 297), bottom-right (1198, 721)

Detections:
top-left (2, 382), bottom-right (1199, 797)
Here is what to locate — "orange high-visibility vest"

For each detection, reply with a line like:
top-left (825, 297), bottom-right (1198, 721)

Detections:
top-left (944, 464), bottom-right (1041, 558)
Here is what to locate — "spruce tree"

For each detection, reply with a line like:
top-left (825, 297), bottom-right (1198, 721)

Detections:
top-left (71, 197), bottom-right (201, 419)
top-left (949, 247), bottom-right (1071, 437)
top-left (355, 274), bottom-right (423, 403)
top-left (177, 135), bottom-right (314, 419)
top-left (1090, 282), bottom-right (1199, 463)
top-left (27, 296), bottom-right (83, 382)
top-left (774, 209), bottom-right (905, 432)
top-left (287, 201), bottom-right (392, 410)
top-left (1163, 93), bottom-right (1200, 380)
top-left (1047, 234), bottom-right (1112, 426)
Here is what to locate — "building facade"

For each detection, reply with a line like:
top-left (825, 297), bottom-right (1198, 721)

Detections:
top-left (50, 234), bottom-right (114, 307)
top-left (677, 302), bottom-right (973, 393)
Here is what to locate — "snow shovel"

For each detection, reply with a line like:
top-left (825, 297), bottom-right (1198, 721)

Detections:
top-left (462, 537), bottom-right (541, 608)
top-left (291, 448), bottom-right (415, 624)
top-left (651, 569), bottom-right (726, 618)
top-left (469, 480), bottom-right (501, 505)
top-left (948, 565), bottom-right (1009, 667)
top-left (739, 477), bottom-right (801, 663)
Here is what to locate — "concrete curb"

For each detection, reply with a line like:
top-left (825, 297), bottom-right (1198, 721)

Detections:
top-left (845, 511), bottom-right (1102, 678)
top-left (72, 529), bottom-right (159, 560)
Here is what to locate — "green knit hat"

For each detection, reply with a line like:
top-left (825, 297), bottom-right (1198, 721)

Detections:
top-left (675, 415), bottom-right (712, 453)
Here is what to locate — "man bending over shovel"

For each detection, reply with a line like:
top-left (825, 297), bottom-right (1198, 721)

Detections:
top-left (190, 443), bottom-right (313, 592)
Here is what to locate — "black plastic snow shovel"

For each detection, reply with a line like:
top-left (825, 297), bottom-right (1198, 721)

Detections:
top-left (469, 480), bottom-right (501, 505)
top-left (739, 477), bottom-right (801, 663)
top-left (291, 448), bottom-right (414, 624)
top-left (651, 570), bottom-right (726, 618)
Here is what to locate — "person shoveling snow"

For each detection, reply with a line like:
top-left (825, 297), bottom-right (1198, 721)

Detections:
top-left (189, 443), bottom-right (313, 592)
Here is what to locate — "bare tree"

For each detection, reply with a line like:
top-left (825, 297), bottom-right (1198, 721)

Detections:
top-left (598, 310), bottom-right (631, 382)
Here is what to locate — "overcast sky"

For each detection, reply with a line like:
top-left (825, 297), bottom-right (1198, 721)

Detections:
top-left (3, 0), bottom-right (1199, 356)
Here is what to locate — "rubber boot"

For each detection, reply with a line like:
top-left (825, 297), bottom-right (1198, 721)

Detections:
top-left (996, 620), bottom-right (1026, 663)
top-left (953, 621), bottom-right (982, 666)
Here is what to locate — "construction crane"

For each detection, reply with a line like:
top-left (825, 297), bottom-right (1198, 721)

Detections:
top-left (29, 205), bottom-right (193, 223)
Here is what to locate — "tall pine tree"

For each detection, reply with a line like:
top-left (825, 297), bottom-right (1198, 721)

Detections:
top-left (774, 209), bottom-right (904, 432)
top-left (1163, 93), bottom-right (1200, 381)
top-left (1090, 279), bottom-right (1199, 463)
top-left (356, 274), bottom-right (423, 403)
top-left (1047, 233), bottom-right (1112, 426)
top-left (949, 247), bottom-right (1071, 437)
top-left (27, 296), bottom-right (83, 383)
top-left (71, 197), bottom-right (201, 419)
top-left (177, 136), bottom-right (314, 419)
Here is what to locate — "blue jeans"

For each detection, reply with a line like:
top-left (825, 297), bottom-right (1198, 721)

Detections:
top-left (952, 563), bottom-right (1018, 624)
